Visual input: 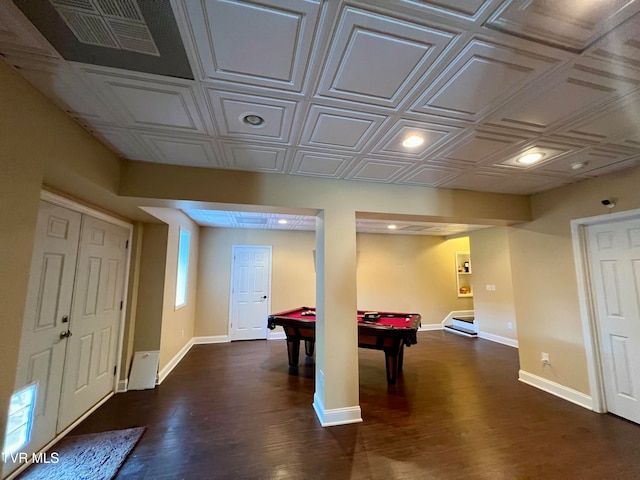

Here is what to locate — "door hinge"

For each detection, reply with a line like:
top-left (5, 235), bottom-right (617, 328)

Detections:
top-left (113, 366), bottom-right (117, 375)
top-left (120, 301), bottom-right (123, 310)
top-left (126, 240), bottom-right (129, 249)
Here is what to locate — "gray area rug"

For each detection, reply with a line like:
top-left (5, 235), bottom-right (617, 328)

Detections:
top-left (21, 427), bottom-right (145, 480)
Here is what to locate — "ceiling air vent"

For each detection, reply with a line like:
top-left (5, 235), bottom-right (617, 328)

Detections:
top-left (50, 0), bottom-right (159, 56)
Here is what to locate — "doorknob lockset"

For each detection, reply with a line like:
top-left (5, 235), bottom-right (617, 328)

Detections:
top-left (60, 330), bottom-right (72, 339)
top-left (262, 295), bottom-right (267, 299)
top-left (61, 315), bottom-right (69, 323)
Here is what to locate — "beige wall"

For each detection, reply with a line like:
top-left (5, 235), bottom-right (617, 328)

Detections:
top-left (139, 209), bottom-right (200, 371)
top-left (196, 228), bottom-right (317, 336)
top-left (511, 166), bottom-right (640, 394)
top-left (133, 223), bottom-right (168, 354)
top-left (469, 227), bottom-right (517, 340)
top-left (196, 228), bottom-right (472, 336)
top-left (356, 234), bottom-right (472, 324)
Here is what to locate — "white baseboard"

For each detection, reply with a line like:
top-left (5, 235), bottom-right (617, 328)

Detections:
top-left (116, 379), bottom-right (128, 393)
top-left (518, 370), bottom-right (593, 410)
top-left (478, 331), bottom-right (519, 348)
top-left (157, 339), bottom-right (194, 384)
top-left (419, 324), bottom-right (444, 331)
top-left (313, 393), bottom-right (363, 427)
top-left (192, 335), bottom-right (230, 344)
top-left (441, 310), bottom-right (475, 326)
top-left (268, 331), bottom-right (286, 340)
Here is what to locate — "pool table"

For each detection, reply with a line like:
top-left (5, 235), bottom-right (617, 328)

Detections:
top-left (267, 307), bottom-right (422, 384)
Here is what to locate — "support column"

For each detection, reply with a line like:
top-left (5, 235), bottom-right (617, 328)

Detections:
top-left (313, 208), bottom-right (362, 426)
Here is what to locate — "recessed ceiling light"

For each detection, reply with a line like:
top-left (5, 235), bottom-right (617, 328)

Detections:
top-left (242, 114), bottom-right (265, 127)
top-left (387, 224), bottom-right (397, 230)
top-left (516, 152), bottom-right (545, 165)
top-left (571, 161), bottom-right (587, 170)
top-left (402, 135), bottom-right (424, 148)
top-left (278, 219), bottom-right (288, 224)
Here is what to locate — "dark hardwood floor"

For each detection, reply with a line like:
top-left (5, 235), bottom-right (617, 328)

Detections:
top-left (60, 331), bottom-right (640, 479)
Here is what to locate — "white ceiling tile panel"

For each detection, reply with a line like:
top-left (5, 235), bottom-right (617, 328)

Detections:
top-left (134, 132), bottom-right (223, 167)
top-left (316, 6), bottom-right (457, 107)
top-left (485, 0), bottom-right (640, 53)
top-left (300, 105), bottom-right (387, 151)
top-left (395, 0), bottom-right (494, 21)
top-left (410, 37), bottom-right (564, 121)
top-left (206, 89), bottom-right (297, 142)
top-left (536, 146), bottom-right (640, 177)
top-left (587, 13), bottom-right (640, 70)
top-left (345, 158), bottom-right (414, 183)
top-left (487, 174), bottom-right (572, 195)
top-left (487, 61), bottom-right (640, 133)
top-left (181, 0), bottom-right (320, 91)
top-left (221, 141), bottom-right (288, 173)
top-left (396, 164), bottom-right (459, 186)
top-left (290, 150), bottom-right (356, 178)
top-left (79, 66), bottom-right (208, 134)
top-left (370, 119), bottom-right (462, 158)
top-left (434, 129), bottom-right (530, 166)
top-left (87, 124), bottom-right (152, 161)
top-left (438, 170), bottom-right (508, 191)
top-left (555, 91), bottom-right (640, 144)
top-left (2, 54), bottom-right (117, 125)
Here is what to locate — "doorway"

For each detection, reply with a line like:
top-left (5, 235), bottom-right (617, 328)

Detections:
top-left (229, 245), bottom-right (272, 341)
top-left (573, 209), bottom-right (640, 424)
top-left (4, 194), bottom-right (131, 477)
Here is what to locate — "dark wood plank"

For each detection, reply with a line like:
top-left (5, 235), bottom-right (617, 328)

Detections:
top-left (57, 332), bottom-right (640, 479)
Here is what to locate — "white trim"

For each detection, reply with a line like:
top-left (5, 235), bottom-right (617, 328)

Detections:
top-left (440, 310), bottom-right (475, 326)
top-left (157, 339), bottom-right (194, 384)
top-left (478, 331), bottom-right (518, 348)
top-left (40, 190), bottom-right (131, 229)
top-left (418, 324), bottom-right (443, 331)
top-left (116, 379), bottom-right (128, 393)
top-left (6, 393), bottom-right (114, 480)
top-left (267, 331), bottom-right (286, 340)
top-left (229, 245), bottom-right (272, 341)
top-left (570, 207), bottom-right (640, 414)
top-left (313, 393), bottom-right (363, 427)
top-left (193, 335), bottom-right (230, 344)
top-left (518, 370), bottom-right (593, 411)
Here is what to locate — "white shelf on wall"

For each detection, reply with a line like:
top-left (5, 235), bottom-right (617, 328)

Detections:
top-left (455, 251), bottom-right (472, 298)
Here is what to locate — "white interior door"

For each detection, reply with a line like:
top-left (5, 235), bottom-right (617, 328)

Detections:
top-left (57, 215), bottom-right (128, 432)
top-left (588, 218), bottom-right (640, 424)
top-left (4, 202), bottom-right (81, 478)
top-left (229, 245), bottom-right (271, 341)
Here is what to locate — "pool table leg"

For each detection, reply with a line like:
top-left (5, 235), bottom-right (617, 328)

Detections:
top-left (384, 348), bottom-right (400, 385)
top-left (398, 343), bottom-right (405, 373)
top-left (286, 338), bottom-right (301, 366)
top-left (304, 340), bottom-right (315, 357)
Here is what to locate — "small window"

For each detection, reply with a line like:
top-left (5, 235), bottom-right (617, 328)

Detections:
top-left (175, 228), bottom-right (190, 309)
top-left (4, 383), bottom-right (37, 455)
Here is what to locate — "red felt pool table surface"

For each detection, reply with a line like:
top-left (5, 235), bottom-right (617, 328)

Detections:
top-left (267, 306), bottom-right (421, 384)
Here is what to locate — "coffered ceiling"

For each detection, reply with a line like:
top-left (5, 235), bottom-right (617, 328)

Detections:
top-left (2, 0), bottom-right (640, 200)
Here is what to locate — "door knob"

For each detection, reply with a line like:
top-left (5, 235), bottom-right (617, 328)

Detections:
top-left (61, 315), bottom-right (69, 323)
top-left (262, 295), bottom-right (267, 299)
top-left (60, 330), bottom-right (72, 339)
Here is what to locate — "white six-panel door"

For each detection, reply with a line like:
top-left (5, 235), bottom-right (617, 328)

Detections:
top-left (4, 202), bottom-right (81, 478)
top-left (57, 215), bottom-right (128, 432)
top-left (587, 218), bottom-right (640, 424)
top-left (229, 245), bottom-right (271, 341)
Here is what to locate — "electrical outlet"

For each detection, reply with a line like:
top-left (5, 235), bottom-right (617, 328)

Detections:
top-left (541, 352), bottom-right (550, 365)
top-left (181, 329), bottom-right (184, 338)
top-left (507, 322), bottom-right (513, 330)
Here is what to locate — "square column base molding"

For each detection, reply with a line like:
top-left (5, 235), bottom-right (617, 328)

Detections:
top-left (313, 393), bottom-right (363, 427)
